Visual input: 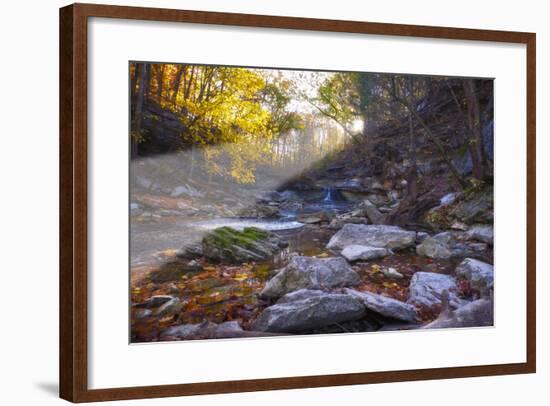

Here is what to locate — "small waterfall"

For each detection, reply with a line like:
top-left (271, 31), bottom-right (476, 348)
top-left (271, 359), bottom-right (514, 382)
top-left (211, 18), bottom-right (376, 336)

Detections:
top-left (323, 187), bottom-right (334, 202)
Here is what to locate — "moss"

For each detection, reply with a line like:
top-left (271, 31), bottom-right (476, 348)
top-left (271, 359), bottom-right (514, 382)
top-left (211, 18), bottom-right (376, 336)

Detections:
top-left (203, 226), bottom-right (268, 251)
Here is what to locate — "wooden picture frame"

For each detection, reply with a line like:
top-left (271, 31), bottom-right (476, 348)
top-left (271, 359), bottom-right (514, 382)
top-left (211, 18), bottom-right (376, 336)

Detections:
top-left (59, 3), bottom-right (536, 402)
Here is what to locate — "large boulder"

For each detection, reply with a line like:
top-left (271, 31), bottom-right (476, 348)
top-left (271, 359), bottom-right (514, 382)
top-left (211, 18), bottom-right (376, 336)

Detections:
top-left (466, 225), bottom-right (494, 245)
top-left (345, 289), bottom-right (419, 322)
top-left (423, 298), bottom-right (493, 329)
top-left (133, 295), bottom-right (183, 317)
top-left (416, 231), bottom-right (487, 259)
top-left (160, 321), bottom-right (277, 340)
top-left (252, 290), bottom-right (366, 333)
top-left (201, 227), bottom-right (287, 263)
top-left (260, 256), bottom-right (360, 299)
top-left (360, 200), bottom-right (384, 224)
top-left (297, 210), bottom-right (335, 224)
top-left (326, 224), bottom-right (416, 253)
top-left (238, 203), bottom-right (280, 218)
top-left (408, 272), bottom-right (465, 309)
top-left (455, 258), bottom-right (494, 295)
top-left (340, 245), bottom-right (393, 262)
top-left (451, 186), bottom-right (493, 224)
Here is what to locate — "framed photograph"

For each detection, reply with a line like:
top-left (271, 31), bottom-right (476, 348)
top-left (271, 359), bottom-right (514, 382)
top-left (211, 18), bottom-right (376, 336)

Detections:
top-left (59, 3), bottom-right (536, 402)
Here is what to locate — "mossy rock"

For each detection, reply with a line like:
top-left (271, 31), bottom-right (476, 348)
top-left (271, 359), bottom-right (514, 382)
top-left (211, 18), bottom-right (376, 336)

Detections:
top-left (202, 226), bottom-right (287, 264)
top-left (451, 185), bottom-right (493, 224)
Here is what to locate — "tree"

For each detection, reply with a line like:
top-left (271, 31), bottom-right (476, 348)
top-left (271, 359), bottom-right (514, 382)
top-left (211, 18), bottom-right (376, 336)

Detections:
top-left (131, 63), bottom-right (148, 159)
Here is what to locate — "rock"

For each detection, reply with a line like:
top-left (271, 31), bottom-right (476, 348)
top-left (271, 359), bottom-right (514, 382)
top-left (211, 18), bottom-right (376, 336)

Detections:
top-left (327, 224), bottom-right (416, 253)
top-left (345, 289), bottom-right (419, 322)
top-left (135, 175), bottom-right (155, 190)
top-left (238, 203), bottom-right (280, 218)
top-left (333, 178), bottom-right (365, 192)
top-left (451, 221), bottom-right (469, 231)
top-left (202, 227), bottom-right (287, 264)
top-left (133, 295), bottom-right (183, 317)
top-left (416, 232), bottom-right (430, 244)
top-left (466, 225), bottom-right (494, 245)
top-left (452, 186), bottom-right (493, 224)
top-left (134, 308), bottom-right (152, 319)
top-left (381, 267), bottom-right (404, 279)
top-left (161, 322), bottom-right (206, 339)
top-left (366, 193), bottom-right (389, 206)
top-left (440, 192), bottom-right (460, 206)
top-left (297, 211), bottom-right (334, 224)
top-left (252, 291), bottom-right (366, 333)
top-left (416, 233), bottom-right (454, 259)
top-left (340, 245), bottom-right (392, 262)
top-left (260, 256), bottom-right (361, 299)
top-left (423, 298), bottom-right (493, 329)
top-left (186, 259), bottom-right (202, 272)
top-left (416, 231), bottom-right (486, 259)
top-left (170, 184), bottom-right (203, 198)
top-left (361, 200), bottom-right (384, 224)
top-left (455, 258), bottom-right (494, 295)
top-left (160, 320), bottom-right (282, 340)
top-left (327, 217), bottom-right (368, 230)
top-left (213, 320), bottom-right (246, 337)
top-left (297, 215), bottom-right (322, 224)
top-left (408, 272), bottom-right (465, 309)
top-left (160, 320), bottom-right (264, 340)
top-left (276, 288), bottom-right (326, 304)
top-left (177, 242), bottom-right (203, 259)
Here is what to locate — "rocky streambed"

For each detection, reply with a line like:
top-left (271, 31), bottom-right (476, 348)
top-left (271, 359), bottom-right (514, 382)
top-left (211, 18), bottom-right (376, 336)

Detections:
top-left (131, 217), bottom-right (494, 342)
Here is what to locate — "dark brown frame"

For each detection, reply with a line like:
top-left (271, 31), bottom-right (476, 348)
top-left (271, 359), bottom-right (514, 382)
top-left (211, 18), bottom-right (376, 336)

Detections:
top-left (59, 3), bottom-right (536, 402)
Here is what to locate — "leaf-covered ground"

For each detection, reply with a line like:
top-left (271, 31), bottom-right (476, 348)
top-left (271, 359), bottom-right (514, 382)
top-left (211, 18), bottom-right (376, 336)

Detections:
top-left (130, 228), bottom-right (472, 342)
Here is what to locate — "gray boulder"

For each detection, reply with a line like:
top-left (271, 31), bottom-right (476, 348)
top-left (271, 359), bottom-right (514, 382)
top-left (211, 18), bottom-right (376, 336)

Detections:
top-left (455, 258), bottom-right (494, 295)
top-left (423, 298), bottom-right (493, 329)
top-left (160, 320), bottom-right (276, 340)
top-left (345, 289), bottom-right (419, 322)
top-left (361, 200), bottom-right (384, 224)
top-left (408, 272), bottom-right (465, 309)
top-left (202, 227), bottom-right (287, 264)
top-left (260, 256), bottom-right (360, 299)
top-left (416, 232), bottom-right (430, 244)
top-left (252, 291), bottom-right (366, 333)
top-left (440, 192), bottom-right (460, 206)
top-left (466, 225), bottom-right (494, 245)
top-left (416, 231), bottom-right (487, 259)
top-left (238, 203), bottom-right (280, 218)
top-left (170, 184), bottom-right (203, 198)
top-left (276, 289), bottom-right (326, 304)
top-left (340, 245), bottom-right (393, 262)
top-left (451, 186), bottom-right (493, 224)
top-left (327, 224), bottom-right (416, 253)
top-left (133, 295), bottom-right (183, 317)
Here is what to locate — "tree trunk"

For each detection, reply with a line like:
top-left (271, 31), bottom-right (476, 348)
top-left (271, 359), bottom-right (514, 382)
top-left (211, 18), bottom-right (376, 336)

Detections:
top-left (131, 63), bottom-right (148, 159)
top-left (407, 110), bottom-right (418, 200)
top-left (143, 63), bottom-right (151, 101)
top-left (130, 64), bottom-right (140, 109)
top-left (156, 64), bottom-right (164, 99)
top-left (463, 79), bottom-right (485, 180)
top-left (172, 65), bottom-right (184, 103)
